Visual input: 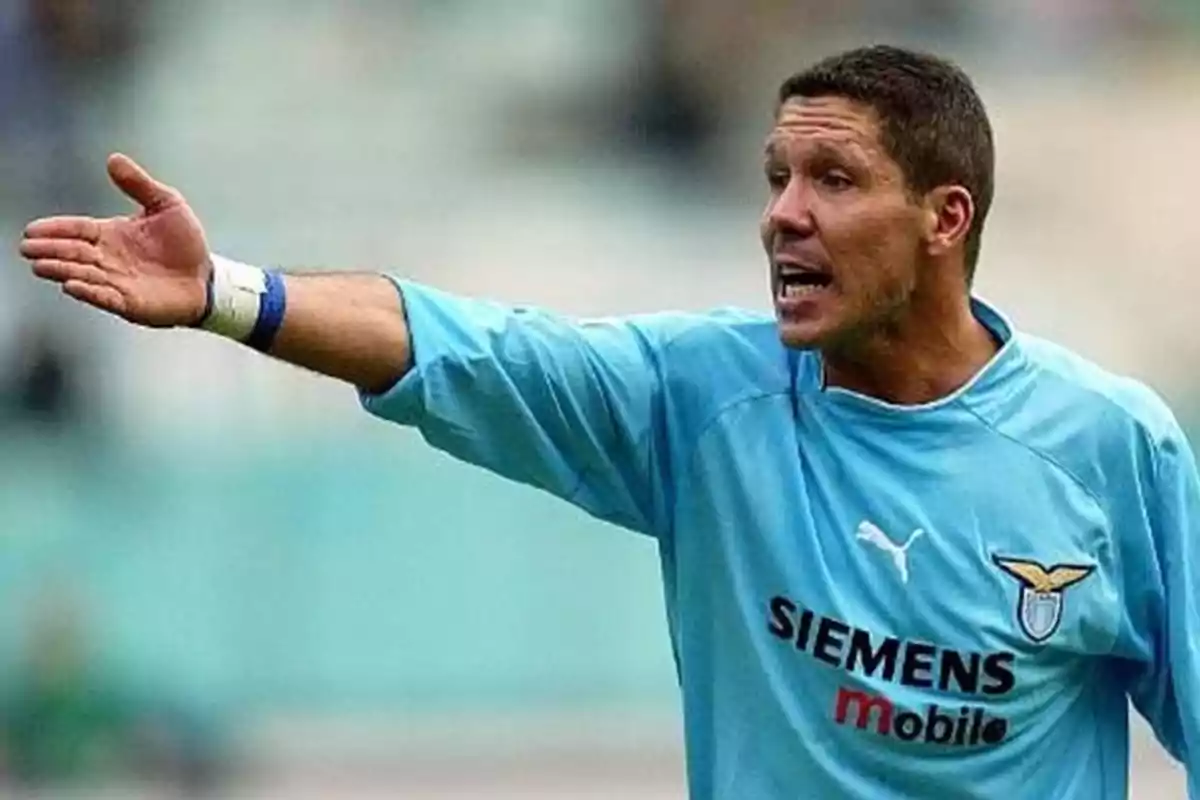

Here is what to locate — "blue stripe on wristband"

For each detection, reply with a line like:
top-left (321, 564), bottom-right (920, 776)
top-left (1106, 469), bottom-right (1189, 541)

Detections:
top-left (245, 269), bottom-right (287, 352)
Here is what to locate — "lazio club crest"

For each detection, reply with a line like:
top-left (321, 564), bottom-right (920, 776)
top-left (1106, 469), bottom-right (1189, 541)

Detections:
top-left (992, 556), bottom-right (1095, 643)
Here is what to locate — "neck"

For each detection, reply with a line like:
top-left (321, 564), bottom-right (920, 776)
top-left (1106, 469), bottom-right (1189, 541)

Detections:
top-left (822, 289), bottom-right (999, 406)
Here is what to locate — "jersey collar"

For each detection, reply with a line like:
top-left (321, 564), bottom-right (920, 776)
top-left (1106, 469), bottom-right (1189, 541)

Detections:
top-left (795, 296), bottom-right (1027, 416)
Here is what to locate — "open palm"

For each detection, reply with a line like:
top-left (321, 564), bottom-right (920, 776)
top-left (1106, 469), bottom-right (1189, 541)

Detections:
top-left (20, 154), bottom-right (212, 328)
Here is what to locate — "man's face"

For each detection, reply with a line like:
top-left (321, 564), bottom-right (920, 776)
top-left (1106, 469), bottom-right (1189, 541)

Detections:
top-left (762, 96), bottom-right (928, 351)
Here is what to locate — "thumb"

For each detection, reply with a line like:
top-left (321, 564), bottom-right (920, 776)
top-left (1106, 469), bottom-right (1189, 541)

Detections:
top-left (107, 153), bottom-right (178, 212)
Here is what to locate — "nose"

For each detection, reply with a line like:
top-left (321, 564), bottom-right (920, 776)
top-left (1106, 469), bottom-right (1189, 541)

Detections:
top-left (766, 178), bottom-right (816, 240)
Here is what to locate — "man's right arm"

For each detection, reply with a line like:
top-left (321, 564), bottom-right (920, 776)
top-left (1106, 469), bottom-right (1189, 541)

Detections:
top-left (213, 266), bottom-right (679, 536)
top-left (18, 154), bottom-right (680, 538)
top-left (222, 264), bottom-right (678, 535)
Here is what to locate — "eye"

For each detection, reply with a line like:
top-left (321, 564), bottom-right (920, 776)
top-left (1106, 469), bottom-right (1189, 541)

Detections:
top-left (765, 167), bottom-right (790, 190)
top-left (819, 170), bottom-right (854, 191)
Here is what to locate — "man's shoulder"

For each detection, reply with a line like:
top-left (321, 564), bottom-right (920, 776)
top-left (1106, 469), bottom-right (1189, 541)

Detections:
top-left (637, 307), bottom-right (788, 375)
top-left (1016, 332), bottom-right (1182, 449)
top-left (619, 306), bottom-right (793, 412)
top-left (636, 306), bottom-right (781, 352)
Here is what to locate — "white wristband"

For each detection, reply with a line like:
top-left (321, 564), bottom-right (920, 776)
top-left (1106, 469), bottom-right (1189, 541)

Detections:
top-left (200, 254), bottom-right (267, 341)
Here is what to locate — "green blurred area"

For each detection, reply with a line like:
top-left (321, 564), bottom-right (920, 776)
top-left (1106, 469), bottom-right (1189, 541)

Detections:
top-left (0, 433), bottom-right (677, 717)
top-left (0, 430), bottom-right (680, 791)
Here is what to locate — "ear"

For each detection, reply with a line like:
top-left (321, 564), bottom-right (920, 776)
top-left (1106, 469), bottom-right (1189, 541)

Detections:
top-left (921, 185), bottom-right (974, 259)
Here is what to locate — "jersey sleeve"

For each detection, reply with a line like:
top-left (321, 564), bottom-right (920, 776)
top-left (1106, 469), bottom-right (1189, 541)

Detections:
top-left (1126, 426), bottom-right (1200, 796)
top-left (359, 279), bottom-right (675, 538)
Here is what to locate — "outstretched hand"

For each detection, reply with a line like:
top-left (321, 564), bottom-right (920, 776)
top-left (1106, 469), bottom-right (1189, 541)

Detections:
top-left (20, 154), bottom-right (212, 327)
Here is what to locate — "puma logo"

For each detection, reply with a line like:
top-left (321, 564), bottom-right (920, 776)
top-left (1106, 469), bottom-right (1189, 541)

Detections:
top-left (855, 520), bottom-right (925, 584)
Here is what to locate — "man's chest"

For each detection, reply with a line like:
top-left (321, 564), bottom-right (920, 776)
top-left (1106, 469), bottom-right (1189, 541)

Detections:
top-left (667, 404), bottom-right (1125, 755)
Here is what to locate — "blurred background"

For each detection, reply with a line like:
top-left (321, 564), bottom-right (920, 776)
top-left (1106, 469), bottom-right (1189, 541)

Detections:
top-left (1, 1), bottom-right (1198, 797)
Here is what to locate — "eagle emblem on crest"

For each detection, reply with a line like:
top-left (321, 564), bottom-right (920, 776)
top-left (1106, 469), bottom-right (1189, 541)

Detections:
top-left (992, 556), bottom-right (1095, 643)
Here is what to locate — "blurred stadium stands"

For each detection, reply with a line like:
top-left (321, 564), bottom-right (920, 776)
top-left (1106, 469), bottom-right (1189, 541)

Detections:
top-left (1, 1), bottom-right (1198, 796)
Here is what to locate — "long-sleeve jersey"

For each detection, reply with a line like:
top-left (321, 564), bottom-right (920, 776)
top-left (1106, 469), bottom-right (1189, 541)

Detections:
top-left (361, 280), bottom-right (1200, 799)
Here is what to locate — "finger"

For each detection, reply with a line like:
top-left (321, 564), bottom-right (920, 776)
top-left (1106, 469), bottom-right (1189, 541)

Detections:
top-left (19, 238), bottom-right (102, 265)
top-left (23, 216), bottom-right (102, 243)
top-left (62, 280), bottom-right (127, 317)
top-left (32, 259), bottom-right (111, 286)
top-left (107, 153), bottom-right (179, 212)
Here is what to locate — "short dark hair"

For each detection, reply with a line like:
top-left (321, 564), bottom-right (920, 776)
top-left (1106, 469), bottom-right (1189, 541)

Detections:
top-left (778, 45), bottom-right (995, 282)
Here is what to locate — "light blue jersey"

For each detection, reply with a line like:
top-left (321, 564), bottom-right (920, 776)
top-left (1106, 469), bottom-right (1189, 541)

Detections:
top-left (361, 281), bottom-right (1200, 799)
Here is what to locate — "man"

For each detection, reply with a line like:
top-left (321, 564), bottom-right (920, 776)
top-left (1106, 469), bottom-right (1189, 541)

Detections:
top-left (17, 45), bottom-right (1199, 799)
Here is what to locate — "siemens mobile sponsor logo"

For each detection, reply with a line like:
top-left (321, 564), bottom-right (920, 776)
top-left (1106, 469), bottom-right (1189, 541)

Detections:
top-left (767, 595), bottom-right (1015, 747)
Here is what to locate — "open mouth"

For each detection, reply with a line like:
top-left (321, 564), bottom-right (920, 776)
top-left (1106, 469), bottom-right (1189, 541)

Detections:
top-left (777, 268), bottom-right (833, 299)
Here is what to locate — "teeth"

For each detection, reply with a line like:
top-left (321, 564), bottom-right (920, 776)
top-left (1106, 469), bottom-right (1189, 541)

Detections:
top-left (783, 283), bottom-right (823, 297)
